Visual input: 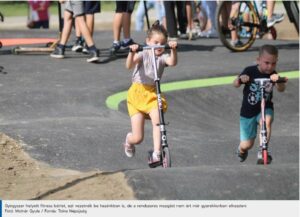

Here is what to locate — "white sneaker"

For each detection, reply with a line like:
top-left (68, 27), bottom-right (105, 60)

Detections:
top-left (123, 133), bottom-right (135, 158)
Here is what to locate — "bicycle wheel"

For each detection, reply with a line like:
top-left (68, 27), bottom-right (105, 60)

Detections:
top-left (216, 1), bottom-right (259, 52)
top-left (263, 149), bottom-right (268, 165)
top-left (283, 1), bottom-right (299, 33)
top-left (290, 1), bottom-right (299, 33)
top-left (162, 146), bottom-right (171, 168)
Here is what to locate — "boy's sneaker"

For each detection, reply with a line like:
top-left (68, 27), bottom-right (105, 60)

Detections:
top-left (267, 13), bottom-right (284, 28)
top-left (72, 38), bottom-right (83, 52)
top-left (86, 49), bottom-right (99, 63)
top-left (110, 42), bottom-right (121, 55)
top-left (123, 133), bottom-right (135, 158)
top-left (50, 46), bottom-right (65, 59)
top-left (236, 148), bottom-right (248, 162)
top-left (121, 38), bottom-right (135, 48)
top-left (257, 149), bottom-right (273, 164)
top-left (82, 43), bottom-right (89, 54)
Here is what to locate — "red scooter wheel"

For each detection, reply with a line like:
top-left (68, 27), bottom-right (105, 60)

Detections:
top-left (263, 150), bottom-right (268, 165)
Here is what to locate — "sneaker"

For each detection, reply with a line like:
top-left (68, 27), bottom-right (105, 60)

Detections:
top-left (148, 151), bottom-right (161, 164)
top-left (267, 13), bottom-right (284, 28)
top-left (50, 46), bottom-right (64, 59)
top-left (121, 38), bottom-right (135, 48)
top-left (110, 42), bottom-right (121, 55)
top-left (123, 133), bottom-right (135, 158)
top-left (72, 38), bottom-right (83, 52)
top-left (231, 40), bottom-right (243, 47)
top-left (257, 149), bottom-right (272, 164)
top-left (86, 49), bottom-right (99, 63)
top-left (236, 148), bottom-right (248, 162)
top-left (82, 43), bottom-right (89, 54)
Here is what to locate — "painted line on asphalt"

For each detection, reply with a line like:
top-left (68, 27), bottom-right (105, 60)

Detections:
top-left (105, 70), bottom-right (299, 110)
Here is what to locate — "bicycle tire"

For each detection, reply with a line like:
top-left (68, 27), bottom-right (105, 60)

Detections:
top-left (216, 1), bottom-right (259, 52)
top-left (263, 149), bottom-right (268, 165)
top-left (162, 146), bottom-right (171, 168)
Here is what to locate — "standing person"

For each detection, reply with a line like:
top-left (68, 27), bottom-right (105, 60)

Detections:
top-left (50, 0), bottom-right (99, 63)
top-left (27, 0), bottom-right (50, 29)
top-left (233, 44), bottom-right (286, 164)
top-left (163, 1), bottom-right (187, 39)
top-left (72, 1), bottom-right (101, 53)
top-left (110, 1), bottom-right (136, 55)
top-left (123, 21), bottom-right (177, 163)
top-left (135, 0), bottom-right (166, 31)
top-left (198, 0), bottom-right (217, 38)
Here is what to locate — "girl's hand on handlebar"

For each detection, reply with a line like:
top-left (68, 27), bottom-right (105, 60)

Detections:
top-left (239, 75), bottom-right (250, 84)
top-left (129, 44), bottom-right (140, 53)
top-left (168, 40), bottom-right (178, 49)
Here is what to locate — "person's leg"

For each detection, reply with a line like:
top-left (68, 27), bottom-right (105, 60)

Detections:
top-left (135, 1), bottom-right (146, 31)
top-left (266, 0), bottom-right (275, 20)
top-left (238, 115), bottom-right (257, 162)
top-left (128, 113), bottom-right (145, 145)
top-left (176, 1), bottom-right (187, 36)
top-left (59, 10), bottom-right (73, 45)
top-left (148, 109), bottom-right (161, 155)
top-left (185, 1), bottom-right (193, 39)
top-left (266, 0), bottom-right (284, 27)
top-left (257, 112), bottom-right (274, 164)
top-left (85, 14), bottom-right (95, 36)
top-left (155, 1), bottom-right (166, 28)
top-left (258, 113), bottom-right (273, 146)
top-left (229, 2), bottom-right (240, 45)
top-left (75, 16), bottom-right (95, 47)
top-left (164, 1), bottom-right (177, 38)
top-left (122, 12), bottom-right (132, 40)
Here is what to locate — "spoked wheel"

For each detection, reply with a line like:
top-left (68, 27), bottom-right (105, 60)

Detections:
top-left (162, 146), bottom-right (171, 168)
top-left (216, 1), bottom-right (259, 52)
top-left (263, 149), bottom-right (268, 165)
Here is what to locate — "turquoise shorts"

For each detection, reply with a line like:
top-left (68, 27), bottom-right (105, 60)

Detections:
top-left (240, 108), bottom-right (274, 141)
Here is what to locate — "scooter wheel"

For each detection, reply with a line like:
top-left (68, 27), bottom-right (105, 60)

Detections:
top-left (263, 150), bottom-right (268, 165)
top-left (162, 147), bottom-right (171, 168)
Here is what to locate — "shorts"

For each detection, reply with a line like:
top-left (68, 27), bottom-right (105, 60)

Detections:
top-left (127, 83), bottom-right (167, 117)
top-left (84, 1), bottom-right (101, 14)
top-left (65, 1), bottom-right (85, 17)
top-left (115, 1), bottom-right (135, 13)
top-left (240, 108), bottom-right (274, 141)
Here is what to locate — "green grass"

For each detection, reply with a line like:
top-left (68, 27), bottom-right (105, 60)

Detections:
top-left (0, 1), bottom-right (116, 17)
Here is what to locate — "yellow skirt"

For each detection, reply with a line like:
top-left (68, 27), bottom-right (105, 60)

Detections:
top-left (127, 82), bottom-right (168, 117)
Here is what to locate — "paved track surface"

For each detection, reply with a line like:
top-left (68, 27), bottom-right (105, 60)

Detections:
top-left (0, 29), bottom-right (299, 199)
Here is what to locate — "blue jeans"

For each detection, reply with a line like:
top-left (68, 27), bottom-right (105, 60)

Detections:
top-left (135, 0), bottom-right (165, 31)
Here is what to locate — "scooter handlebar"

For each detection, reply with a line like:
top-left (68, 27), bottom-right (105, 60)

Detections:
top-left (130, 44), bottom-right (175, 52)
top-left (238, 76), bottom-right (288, 84)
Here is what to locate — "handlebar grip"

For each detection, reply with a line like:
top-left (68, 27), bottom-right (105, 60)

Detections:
top-left (275, 77), bottom-right (288, 83)
top-left (129, 44), bottom-right (176, 52)
top-left (129, 44), bottom-right (143, 53)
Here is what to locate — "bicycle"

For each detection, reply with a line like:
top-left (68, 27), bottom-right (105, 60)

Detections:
top-left (240, 77), bottom-right (287, 165)
top-left (132, 45), bottom-right (172, 168)
top-left (216, 1), bottom-right (299, 52)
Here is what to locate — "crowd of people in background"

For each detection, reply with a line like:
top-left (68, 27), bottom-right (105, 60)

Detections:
top-left (25, 0), bottom-right (284, 63)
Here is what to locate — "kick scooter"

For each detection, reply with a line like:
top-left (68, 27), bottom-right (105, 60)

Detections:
top-left (254, 77), bottom-right (287, 165)
top-left (240, 77), bottom-right (287, 165)
top-left (132, 45), bottom-right (173, 168)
